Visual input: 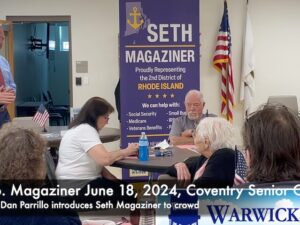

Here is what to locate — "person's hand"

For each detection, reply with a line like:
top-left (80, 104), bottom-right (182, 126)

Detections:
top-left (174, 162), bottom-right (191, 187)
top-left (181, 129), bottom-right (194, 137)
top-left (5, 87), bottom-right (15, 94)
top-left (0, 90), bottom-right (15, 104)
top-left (125, 143), bottom-right (138, 156)
top-left (234, 174), bottom-right (246, 186)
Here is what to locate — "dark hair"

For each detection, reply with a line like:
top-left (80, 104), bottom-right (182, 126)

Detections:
top-left (243, 104), bottom-right (300, 182)
top-left (0, 125), bottom-right (46, 180)
top-left (69, 97), bottom-right (114, 130)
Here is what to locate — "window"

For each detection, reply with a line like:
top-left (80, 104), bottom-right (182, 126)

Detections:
top-left (59, 26), bottom-right (69, 52)
top-left (49, 40), bottom-right (55, 50)
top-left (62, 41), bottom-right (69, 51)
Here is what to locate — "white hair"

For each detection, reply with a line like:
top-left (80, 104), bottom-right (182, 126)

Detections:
top-left (184, 90), bottom-right (204, 103)
top-left (195, 117), bottom-right (235, 152)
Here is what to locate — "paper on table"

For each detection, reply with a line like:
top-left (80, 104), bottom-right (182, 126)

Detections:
top-left (154, 139), bottom-right (170, 150)
top-left (40, 133), bottom-right (60, 138)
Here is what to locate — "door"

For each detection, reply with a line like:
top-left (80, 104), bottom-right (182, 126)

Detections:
top-left (7, 16), bottom-right (72, 124)
top-left (0, 20), bottom-right (15, 118)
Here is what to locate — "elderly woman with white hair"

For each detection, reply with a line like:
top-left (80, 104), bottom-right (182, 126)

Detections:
top-left (165, 117), bottom-right (239, 188)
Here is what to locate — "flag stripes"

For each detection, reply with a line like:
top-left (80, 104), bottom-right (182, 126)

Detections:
top-left (213, 1), bottom-right (235, 122)
top-left (33, 104), bottom-right (49, 127)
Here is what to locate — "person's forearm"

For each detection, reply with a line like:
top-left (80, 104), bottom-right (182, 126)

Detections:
top-left (169, 136), bottom-right (194, 145)
top-left (106, 149), bottom-right (127, 165)
top-left (7, 72), bottom-right (16, 92)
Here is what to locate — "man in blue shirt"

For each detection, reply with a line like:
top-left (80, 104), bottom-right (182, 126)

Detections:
top-left (0, 26), bottom-right (16, 128)
top-left (169, 90), bottom-right (215, 145)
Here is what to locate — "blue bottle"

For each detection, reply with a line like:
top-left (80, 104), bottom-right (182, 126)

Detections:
top-left (138, 132), bottom-right (149, 161)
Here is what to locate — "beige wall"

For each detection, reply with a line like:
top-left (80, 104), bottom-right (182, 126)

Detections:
top-left (201, 0), bottom-right (300, 144)
top-left (1, 0), bottom-right (120, 127)
top-left (2, 0), bottom-right (300, 144)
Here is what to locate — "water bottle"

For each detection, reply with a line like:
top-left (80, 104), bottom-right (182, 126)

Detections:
top-left (138, 132), bottom-right (149, 161)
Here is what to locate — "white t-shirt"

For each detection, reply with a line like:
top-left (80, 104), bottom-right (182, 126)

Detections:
top-left (55, 124), bottom-right (102, 181)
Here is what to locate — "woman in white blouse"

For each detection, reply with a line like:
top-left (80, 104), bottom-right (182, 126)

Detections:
top-left (56, 96), bottom-right (138, 189)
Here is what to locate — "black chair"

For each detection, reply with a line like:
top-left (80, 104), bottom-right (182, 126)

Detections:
top-left (43, 91), bottom-right (69, 125)
top-left (45, 148), bottom-right (58, 187)
top-left (40, 92), bottom-right (63, 125)
top-left (47, 91), bottom-right (70, 125)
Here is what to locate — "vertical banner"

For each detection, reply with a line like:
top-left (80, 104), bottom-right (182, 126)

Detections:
top-left (119, 0), bottom-right (199, 177)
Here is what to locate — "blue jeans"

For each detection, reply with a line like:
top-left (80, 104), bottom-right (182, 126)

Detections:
top-left (0, 109), bottom-right (10, 128)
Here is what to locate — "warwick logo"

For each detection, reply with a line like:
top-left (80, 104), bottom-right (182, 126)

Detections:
top-left (207, 205), bottom-right (300, 224)
top-left (127, 7), bottom-right (144, 29)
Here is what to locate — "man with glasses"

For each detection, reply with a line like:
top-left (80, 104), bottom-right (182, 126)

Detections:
top-left (169, 90), bottom-right (215, 145)
top-left (0, 26), bottom-right (16, 128)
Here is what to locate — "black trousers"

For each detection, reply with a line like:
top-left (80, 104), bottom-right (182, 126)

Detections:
top-left (0, 109), bottom-right (10, 128)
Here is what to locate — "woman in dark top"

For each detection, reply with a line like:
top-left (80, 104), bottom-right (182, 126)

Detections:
top-left (165, 117), bottom-right (236, 188)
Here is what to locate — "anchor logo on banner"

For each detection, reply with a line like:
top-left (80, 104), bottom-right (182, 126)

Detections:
top-left (127, 7), bottom-right (144, 29)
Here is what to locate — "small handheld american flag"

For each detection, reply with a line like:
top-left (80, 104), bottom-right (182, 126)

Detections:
top-left (33, 104), bottom-right (49, 127)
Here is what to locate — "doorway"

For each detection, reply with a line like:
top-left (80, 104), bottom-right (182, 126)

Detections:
top-left (7, 16), bottom-right (72, 125)
top-left (0, 20), bottom-right (15, 118)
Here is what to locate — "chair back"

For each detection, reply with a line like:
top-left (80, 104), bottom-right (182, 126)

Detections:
top-left (267, 95), bottom-right (298, 114)
top-left (45, 149), bottom-right (57, 186)
top-left (70, 107), bottom-right (81, 122)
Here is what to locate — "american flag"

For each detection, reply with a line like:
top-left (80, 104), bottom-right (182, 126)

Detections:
top-left (213, 0), bottom-right (235, 122)
top-left (33, 104), bottom-right (49, 127)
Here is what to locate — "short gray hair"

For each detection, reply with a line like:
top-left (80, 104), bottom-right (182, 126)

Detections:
top-left (184, 90), bottom-right (204, 103)
top-left (195, 117), bottom-right (235, 152)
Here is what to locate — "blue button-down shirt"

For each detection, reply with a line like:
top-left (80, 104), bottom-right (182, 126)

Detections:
top-left (0, 54), bottom-right (16, 92)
